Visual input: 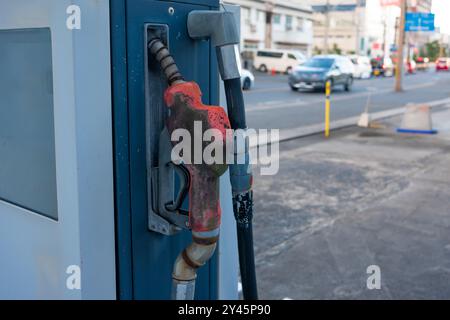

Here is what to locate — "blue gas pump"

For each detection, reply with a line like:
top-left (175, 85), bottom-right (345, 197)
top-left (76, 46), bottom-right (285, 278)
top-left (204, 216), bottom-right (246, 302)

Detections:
top-left (0, 0), bottom-right (242, 300)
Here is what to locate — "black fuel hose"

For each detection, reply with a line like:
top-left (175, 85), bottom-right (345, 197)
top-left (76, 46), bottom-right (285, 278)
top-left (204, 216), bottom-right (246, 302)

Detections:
top-left (224, 77), bottom-right (258, 300)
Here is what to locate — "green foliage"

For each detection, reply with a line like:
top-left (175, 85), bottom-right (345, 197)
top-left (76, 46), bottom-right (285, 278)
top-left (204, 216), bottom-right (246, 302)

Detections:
top-left (330, 43), bottom-right (342, 55)
top-left (424, 40), bottom-right (441, 61)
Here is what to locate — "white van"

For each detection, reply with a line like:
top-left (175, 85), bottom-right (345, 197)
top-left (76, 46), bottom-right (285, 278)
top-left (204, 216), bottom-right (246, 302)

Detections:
top-left (348, 55), bottom-right (372, 79)
top-left (254, 49), bottom-right (306, 74)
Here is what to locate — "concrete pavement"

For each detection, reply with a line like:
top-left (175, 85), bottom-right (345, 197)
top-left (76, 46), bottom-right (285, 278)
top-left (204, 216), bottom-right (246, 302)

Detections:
top-left (253, 106), bottom-right (450, 299)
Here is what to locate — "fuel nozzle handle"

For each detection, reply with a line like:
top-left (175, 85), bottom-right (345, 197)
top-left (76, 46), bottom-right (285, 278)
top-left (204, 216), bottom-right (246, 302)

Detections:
top-left (149, 38), bottom-right (232, 299)
top-left (164, 81), bottom-right (231, 300)
top-left (187, 11), bottom-right (241, 82)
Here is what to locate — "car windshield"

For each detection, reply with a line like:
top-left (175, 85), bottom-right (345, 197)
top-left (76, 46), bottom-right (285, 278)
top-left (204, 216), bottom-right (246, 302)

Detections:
top-left (302, 58), bottom-right (334, 69)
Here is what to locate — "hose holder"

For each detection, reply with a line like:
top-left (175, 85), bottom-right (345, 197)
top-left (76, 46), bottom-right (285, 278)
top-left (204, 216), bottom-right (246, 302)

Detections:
top-left (187, 11), bottom-right (242, 81)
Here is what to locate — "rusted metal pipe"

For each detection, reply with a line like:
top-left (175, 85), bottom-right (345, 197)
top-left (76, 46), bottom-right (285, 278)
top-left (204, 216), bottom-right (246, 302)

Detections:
top-left (172, 229), bottom-right (219, 300)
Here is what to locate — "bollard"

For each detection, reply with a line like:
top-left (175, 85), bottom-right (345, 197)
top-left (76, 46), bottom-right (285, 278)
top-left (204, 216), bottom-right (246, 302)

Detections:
top-left (325, 80), bottom-right (331, 137)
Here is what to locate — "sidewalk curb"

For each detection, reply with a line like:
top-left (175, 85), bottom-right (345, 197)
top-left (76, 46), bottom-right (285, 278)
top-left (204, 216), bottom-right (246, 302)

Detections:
top-left (251, 97), bottom-right (450, 148)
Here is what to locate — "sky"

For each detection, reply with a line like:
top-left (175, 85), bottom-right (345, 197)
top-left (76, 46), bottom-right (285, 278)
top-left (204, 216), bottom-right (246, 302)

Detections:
top-left (432, 0), bottom-right (450, 34)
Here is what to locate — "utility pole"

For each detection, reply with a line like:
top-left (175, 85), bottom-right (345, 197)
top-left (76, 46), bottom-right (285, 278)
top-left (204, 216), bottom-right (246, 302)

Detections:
top-left (382, 7), bottom-right (387, 57)
top-left (355, 0), bottom-right (361, 55)
top-left (324, 0), bottom-right (330, 54)
top-left (395, 0), bottom-right (406, 92)
top-left (382, 18), bottom-right (387, 56)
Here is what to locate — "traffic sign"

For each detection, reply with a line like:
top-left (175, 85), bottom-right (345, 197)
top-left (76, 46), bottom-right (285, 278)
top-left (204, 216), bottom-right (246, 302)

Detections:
top-left (405, 12), bottom-right (435, 32)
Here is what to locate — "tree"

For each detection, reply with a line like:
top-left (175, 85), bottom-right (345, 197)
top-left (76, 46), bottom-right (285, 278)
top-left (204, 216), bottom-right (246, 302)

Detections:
top-left (424, 40), bottom-right (440, 61)
top-left (313, 46), bottom-right (322, 55)
top-left (330, 43), bottom-right (342, 55)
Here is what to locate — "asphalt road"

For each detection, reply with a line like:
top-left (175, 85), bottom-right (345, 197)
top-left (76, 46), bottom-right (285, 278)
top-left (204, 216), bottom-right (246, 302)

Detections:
top-left (244, 70), bottom-right (450, 131)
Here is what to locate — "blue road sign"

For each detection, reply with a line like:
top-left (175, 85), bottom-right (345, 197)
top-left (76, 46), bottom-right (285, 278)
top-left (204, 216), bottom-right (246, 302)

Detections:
top-left (405, 12), bottom-right (435, 32)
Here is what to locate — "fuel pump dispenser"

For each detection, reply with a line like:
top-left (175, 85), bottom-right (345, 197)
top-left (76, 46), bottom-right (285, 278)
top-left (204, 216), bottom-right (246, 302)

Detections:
top-left (0, 0), bottom-right (251, 300)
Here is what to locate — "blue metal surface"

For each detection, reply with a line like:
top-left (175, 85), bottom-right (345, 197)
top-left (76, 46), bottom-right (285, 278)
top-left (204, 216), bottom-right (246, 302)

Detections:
top-left (111, 0), bottom-right (220, 299)
top-left (405, 12), bottom-right (435, 32)
top-left (111, 0), bottom-right (134, 300)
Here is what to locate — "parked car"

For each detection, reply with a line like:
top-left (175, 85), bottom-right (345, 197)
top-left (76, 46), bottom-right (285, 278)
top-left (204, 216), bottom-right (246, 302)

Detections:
top-left (241, 69), bottom-right (255, 90)
top-left (415, 56), bottom-right (429, 71)
top-left (289, 55), bottom-right (355, 92)
top-left (253, 49), bottom-right (306, 74)
top-left (349, 55), bottom-right (372, 79)
top-left (436, 57), bottom-right (450, 71)
top-left (371, 57), bottom-right (394, 77)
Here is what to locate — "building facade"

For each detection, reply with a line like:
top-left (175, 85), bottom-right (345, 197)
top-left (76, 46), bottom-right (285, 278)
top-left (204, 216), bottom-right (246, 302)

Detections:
top-left (225, 0), bottom-right (314, 56)
top-left (311, 0), bottom-right (435, 57)
top-left (311, 0), bottom-right (385, 56)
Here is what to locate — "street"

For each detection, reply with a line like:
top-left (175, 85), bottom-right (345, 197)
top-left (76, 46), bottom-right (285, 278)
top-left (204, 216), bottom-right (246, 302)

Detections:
top-left (246, 67), bottom-right (450, 299)
top-left (245, 70), bottom-right (450, 131)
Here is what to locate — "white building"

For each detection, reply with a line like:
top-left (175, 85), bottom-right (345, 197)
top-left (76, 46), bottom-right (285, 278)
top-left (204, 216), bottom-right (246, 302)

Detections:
top-left (225, 0), bottom-right (314, 56)
top-left (311, 0), bottom-right (401, 57)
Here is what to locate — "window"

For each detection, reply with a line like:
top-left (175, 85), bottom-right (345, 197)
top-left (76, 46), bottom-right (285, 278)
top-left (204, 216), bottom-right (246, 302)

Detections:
top-left (285, 15), bottom-right (293, 30)
top-left (257, 10), bottom-right (265, 22)
top-left (303, 58), bottom-right (335, 69)
top-left (242, 7), bottom-right (251, 24)
top-left (257, 51), bottom-right (283, 58)
top-left (0, 28), bottom-right (58, 220)
top-left (297, 17), bottom-right (304, 31)
top-left (273, 14), bottom-right (281, 24)
top-left (241, 7), bottom-right (250, 19)
top-left (304, 19), bottom-right (313, 30)
top-left (288, 53), bottom-right (297, 60)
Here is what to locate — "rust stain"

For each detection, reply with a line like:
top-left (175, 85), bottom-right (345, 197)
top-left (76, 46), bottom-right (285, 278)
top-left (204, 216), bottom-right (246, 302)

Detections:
top-left (164, 82), bottom-right (231, 232)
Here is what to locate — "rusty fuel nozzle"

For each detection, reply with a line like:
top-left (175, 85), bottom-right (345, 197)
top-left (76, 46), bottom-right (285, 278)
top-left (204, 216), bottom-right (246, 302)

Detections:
top-left (149, 38), bottom-right (231, 299)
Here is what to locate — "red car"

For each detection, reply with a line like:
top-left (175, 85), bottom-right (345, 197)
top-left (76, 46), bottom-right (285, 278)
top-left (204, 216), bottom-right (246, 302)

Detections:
top-left (436, 58), bottom-right (450, 71)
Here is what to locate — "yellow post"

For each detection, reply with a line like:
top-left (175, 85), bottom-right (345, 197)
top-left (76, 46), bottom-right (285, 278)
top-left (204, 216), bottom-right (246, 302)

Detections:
top-left (325, 80), bottom-right (331, 138)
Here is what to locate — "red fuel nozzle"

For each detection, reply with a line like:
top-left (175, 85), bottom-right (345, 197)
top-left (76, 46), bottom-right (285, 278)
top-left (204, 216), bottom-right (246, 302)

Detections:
top-left (164, 81), bottom-right (230, 232)
top-left (149, 38), bottom-right (231, 299)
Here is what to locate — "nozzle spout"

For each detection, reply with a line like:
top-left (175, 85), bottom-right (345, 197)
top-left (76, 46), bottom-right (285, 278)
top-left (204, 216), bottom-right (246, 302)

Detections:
top-left (172, 229), bottom-right (219, 300)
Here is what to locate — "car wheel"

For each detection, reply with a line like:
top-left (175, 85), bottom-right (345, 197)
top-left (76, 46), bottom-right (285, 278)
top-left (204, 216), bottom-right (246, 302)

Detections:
top-left (259, 64), bottom-right (267, 73)
top-left (242, 78), bottom-right (251, 91)
top-left (285, 67), bottom-right (292, 74)
top-left (344, 77), bottom-right (353, 91)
